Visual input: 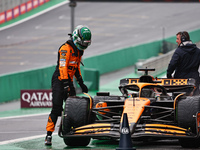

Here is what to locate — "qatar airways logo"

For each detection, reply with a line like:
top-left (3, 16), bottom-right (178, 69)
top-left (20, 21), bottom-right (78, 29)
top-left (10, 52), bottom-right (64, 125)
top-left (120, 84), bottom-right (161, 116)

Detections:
top-left (21, 90), bottom-right (52, 108)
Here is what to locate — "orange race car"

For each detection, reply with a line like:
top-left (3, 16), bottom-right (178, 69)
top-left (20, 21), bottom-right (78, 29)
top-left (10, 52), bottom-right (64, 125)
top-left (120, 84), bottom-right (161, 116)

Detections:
top-left (58, 68), bottom-right (200, 148)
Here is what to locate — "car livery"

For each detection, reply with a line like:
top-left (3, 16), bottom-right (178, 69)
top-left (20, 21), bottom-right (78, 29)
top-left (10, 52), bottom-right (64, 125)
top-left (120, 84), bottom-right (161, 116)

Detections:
top-left (58, 68), bottom-right (200, 148)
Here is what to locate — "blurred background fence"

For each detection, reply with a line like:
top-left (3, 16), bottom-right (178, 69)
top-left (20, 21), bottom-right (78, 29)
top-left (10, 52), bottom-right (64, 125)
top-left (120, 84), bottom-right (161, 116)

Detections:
top-left (0, 0), bottom-right (50, 24)
top-left (0, 0), bottom-right (29, 12)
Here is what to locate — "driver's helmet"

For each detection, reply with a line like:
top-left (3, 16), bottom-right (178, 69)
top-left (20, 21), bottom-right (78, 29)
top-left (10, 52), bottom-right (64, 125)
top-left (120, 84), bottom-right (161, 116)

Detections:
top-left (72, 25), bottom-right (91, 50)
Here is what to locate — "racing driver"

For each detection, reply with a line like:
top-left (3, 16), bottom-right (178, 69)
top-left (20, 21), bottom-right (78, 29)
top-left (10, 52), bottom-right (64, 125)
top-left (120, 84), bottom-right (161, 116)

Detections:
top-left (45, 25), bottom-right (92, 146)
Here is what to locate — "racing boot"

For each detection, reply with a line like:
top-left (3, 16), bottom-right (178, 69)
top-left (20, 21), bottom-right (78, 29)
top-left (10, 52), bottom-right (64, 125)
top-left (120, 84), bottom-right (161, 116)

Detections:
top-left (45, 135), bottom-right (52, 146)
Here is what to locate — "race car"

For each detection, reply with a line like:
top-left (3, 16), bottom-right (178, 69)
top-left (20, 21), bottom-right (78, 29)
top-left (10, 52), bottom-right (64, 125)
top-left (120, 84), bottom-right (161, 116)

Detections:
top-left (58, 68), bottom-right (200, 148)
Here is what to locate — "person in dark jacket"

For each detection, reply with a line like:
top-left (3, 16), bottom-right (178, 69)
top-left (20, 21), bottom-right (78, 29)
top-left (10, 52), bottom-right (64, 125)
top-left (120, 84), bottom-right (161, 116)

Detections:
top-left (167, 31), bottom-right (200, 95)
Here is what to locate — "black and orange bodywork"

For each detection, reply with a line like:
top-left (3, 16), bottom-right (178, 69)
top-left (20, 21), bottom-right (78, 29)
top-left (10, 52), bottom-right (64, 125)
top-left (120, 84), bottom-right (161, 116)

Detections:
top-left (58, 69), bottom-right (200, 144)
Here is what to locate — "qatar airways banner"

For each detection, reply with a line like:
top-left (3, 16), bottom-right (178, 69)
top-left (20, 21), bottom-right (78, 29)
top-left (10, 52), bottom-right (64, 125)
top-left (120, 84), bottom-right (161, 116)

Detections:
top-left (21, 90), bottom-right (52, 108)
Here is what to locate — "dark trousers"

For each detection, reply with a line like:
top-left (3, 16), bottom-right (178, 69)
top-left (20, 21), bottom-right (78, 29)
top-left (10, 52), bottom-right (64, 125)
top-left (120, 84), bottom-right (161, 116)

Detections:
top-left (46, 72), bottom-right (65, 134)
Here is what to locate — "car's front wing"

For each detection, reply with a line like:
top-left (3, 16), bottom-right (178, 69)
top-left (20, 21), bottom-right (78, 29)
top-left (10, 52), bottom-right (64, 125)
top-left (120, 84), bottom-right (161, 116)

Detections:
top-left (59, 122), bottom-right (199, 140)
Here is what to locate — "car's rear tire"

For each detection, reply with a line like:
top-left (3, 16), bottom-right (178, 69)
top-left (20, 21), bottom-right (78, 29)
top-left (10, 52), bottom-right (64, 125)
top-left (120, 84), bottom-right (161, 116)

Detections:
top-left (177, 96), bottom-right (200, 148)
top-left (62, 96), bottom-right (91, 146)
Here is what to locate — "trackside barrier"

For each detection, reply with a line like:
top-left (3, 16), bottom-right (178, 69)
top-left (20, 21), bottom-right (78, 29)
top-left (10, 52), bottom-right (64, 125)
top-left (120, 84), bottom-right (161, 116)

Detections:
top-left (0, 0), bottom-right (50, 25)
top-left (1, 28), bottom-right (200, 103)
top-left (135, 50), bottom-right (175, 76)
top-left (83, 40), bottom-right (161, 75)
top-left (0, 66), bottom-right (99, 103)
top-left (0, 66), bottom-right (54, 103)
top-left (84, 68), bottom-right (100, 91)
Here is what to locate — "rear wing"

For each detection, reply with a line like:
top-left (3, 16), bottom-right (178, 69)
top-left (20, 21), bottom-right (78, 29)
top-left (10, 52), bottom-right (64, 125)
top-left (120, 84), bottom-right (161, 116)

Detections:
top-left (120, 78), bottom-right (195, 92)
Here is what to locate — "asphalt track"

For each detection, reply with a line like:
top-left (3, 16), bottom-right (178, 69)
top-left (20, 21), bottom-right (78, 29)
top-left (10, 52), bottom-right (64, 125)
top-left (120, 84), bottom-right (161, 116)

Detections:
top-left (0, 1), bottom-right (200, 75)
top-left (0, 1), bottom-right (200, 150)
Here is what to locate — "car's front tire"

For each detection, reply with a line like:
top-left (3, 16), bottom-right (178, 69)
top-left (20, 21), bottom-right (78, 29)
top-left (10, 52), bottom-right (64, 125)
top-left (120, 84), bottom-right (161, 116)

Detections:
top-left (62, 96), bottom-right (91, 146)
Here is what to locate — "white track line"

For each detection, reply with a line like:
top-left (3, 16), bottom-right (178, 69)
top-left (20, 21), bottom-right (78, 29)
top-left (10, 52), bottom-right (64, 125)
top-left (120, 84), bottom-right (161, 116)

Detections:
top-left (0, 112), bottom-right (49, 120)
top-left (0, 133), bottom-right (57, 145)
top-left (0, 0), bottom-right (69, 31)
